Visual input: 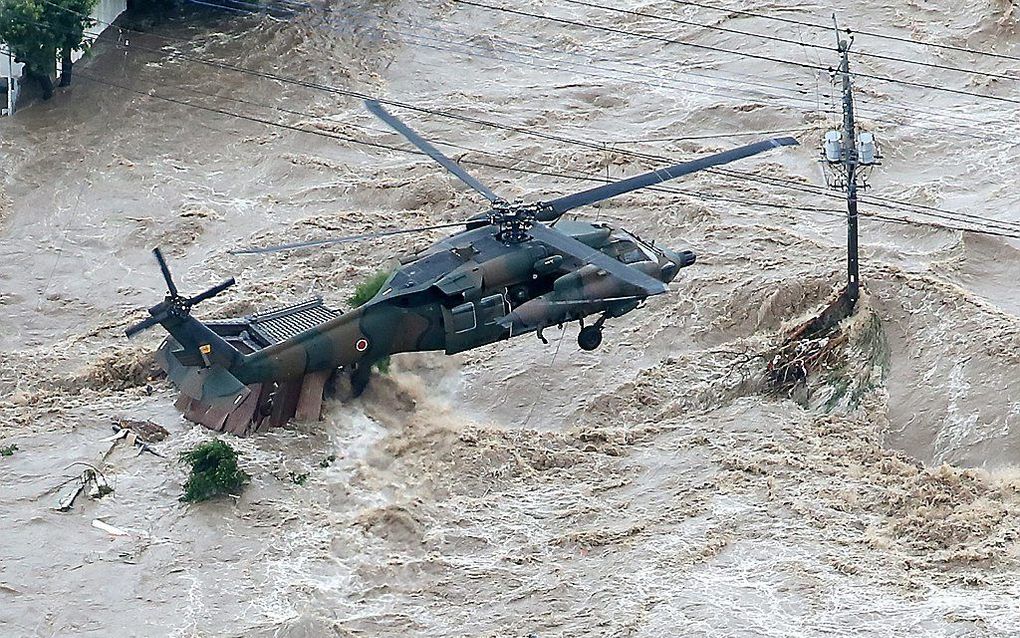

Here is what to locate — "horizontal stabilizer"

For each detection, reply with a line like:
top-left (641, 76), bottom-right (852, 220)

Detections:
top-left (178, 366), bottom-right (251, 408)
top-left (156, 342), bottom-right (250, 409)
top-left (173, 349), bottom-right (204, 367)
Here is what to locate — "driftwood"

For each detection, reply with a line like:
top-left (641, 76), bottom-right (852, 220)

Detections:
top-left (766, 333), bottom-right (848, 393)
top-left (765, 287), bottom-right (854, 396)
top-left (54, 421), bottom-right (169, 512)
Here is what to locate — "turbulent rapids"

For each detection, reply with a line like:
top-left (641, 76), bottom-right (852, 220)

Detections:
top-left (2, 1), bottom-right (1020, 636)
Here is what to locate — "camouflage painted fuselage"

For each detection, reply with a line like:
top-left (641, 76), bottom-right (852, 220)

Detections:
top-left (248, 220), bottom-right (689, 370)
top-left (155, 219), bottom-right (693, 416)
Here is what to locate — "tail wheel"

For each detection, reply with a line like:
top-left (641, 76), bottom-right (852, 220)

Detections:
top-left (577, 325), bottom-right (603, 351)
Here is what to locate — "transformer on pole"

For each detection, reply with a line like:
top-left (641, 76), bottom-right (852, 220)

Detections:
top-left (820, 17), bottom-right (880, 309)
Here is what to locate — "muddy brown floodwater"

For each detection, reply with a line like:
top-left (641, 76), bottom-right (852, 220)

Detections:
top-left (2, 1), bottom-right (1020, 636)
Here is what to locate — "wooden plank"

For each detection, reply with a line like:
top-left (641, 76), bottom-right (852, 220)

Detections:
top-left (295, 370), bottom-right (330, 422)
top-left (174, 393), bottom-right (193, 413)
top-left (268, 381), bottom-right (301, 428)
top-left (222, 383), bottom-right (263, 436)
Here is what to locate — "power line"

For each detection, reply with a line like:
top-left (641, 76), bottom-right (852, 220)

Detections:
top-left (298, 5), bottom-right (1020, 140)
top-left (111, 30), bottom-right (1020, 232)
top-left (394, 28), bottom-right (828, 115)
top-left (71, 68), bottom-right (1020, 241)
top-left (668, 0), bottom-right (1020, 64)
top-left (70, 69), bottom-right (832, 216)
top-left (30, 0), bottom-right (1014, 143)
top-left (564, 0), bottom-right (1020, 84)
top-left (388, 18), bottom-right (1009, 144)
top-left (18, 4), bottom-right (1020, 233)
top-left (611, 128), bottom-right (817, 143)
top-left (452, 0), bottom-right (1020, 106)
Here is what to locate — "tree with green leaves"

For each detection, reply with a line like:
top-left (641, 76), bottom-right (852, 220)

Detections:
top-left (0, 0), bottom-right (97, 99)
top-left (51, 0), bottom-right (97, 87)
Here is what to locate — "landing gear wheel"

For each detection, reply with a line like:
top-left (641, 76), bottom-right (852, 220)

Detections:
top-left (577, 325), bottom-right (603, 351)
top-left (351, 364), bottom-right (372, 398)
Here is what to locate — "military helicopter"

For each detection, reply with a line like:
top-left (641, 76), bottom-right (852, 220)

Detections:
top-left (126, 100), bottom-right (797, 435)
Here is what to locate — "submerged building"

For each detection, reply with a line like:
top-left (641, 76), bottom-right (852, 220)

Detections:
top-left (1, 0), bottom-right (126, 116)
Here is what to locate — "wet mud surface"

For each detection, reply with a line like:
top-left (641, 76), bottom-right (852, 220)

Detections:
top-left (2, 1), bottom-right (1020, 635)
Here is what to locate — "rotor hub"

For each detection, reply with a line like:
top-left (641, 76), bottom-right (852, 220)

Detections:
top-left (490, 201), bottom-right (540, 244)
top-left (165, 294), bottom-right (192, 318)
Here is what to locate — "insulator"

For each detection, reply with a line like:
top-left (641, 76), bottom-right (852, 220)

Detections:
top-left (857, 132), bottom-right (877, 165)
top-left (824, 130), bottom-right (842, 163)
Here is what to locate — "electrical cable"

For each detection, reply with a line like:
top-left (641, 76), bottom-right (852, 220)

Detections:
top-left (17, 3), bottom-right (1020, 234)
top-left (71, 68), bottom-right (1020, 240)
top-left (668, 0), bottom-right (1020, 64)
top-left (562, 0), bottom-right (1020, 83)
top-left (386, 18), bottom-right (1009, 143)
top-left (30, 0), bottom-right (1014, 142)
top-left (452, 0), bottom-right (1020, 106)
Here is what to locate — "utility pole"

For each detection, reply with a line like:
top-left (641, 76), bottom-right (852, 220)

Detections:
top-left (822, 17), bottom-right (878, 311)
top-left (837, 34), bottom-right (860, 306)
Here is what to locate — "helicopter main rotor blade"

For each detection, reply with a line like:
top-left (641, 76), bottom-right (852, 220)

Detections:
top-left (527, 223), bottom-right (668, 296)
top-left (152, 247), bottom-right (178, 297)
top-left (229, 221), bottom-right (471, 255)
top-left (365, 100), bottom-right (502, 203)
top-left (538, 137), bottom-right (799, 220)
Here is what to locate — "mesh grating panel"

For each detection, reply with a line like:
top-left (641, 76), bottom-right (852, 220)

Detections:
top-left (247, 298), bottom-right (341, 345)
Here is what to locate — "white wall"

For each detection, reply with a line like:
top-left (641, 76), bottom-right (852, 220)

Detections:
top-left (1, 46), bottom-right (21, 116)
top-left (0, 44), bottom-right (24, 79)
top-left (76, 0), bottom-right (128, 63)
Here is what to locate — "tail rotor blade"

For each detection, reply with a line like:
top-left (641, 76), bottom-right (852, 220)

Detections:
top-left (152, 247), bottom-right (179, 297)
top-left (538, 136), bottom-right (799, 219)
top-left (125, 313), bottom-right (165, 338)
top-left (365, 100), bottom-right (502, 203)
top-left (188, 278), bottom-right (235, 305)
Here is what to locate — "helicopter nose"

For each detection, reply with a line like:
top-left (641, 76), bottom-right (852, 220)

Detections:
top-left (659, 248), bottom-right (696, 282)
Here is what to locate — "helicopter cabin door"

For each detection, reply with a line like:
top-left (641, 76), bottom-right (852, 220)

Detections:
top-left (442, 293), bottom-right (508, 354)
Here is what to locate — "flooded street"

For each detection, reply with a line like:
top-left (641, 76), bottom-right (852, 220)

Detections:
top-left (2, 1), bottom-right (1020, 635)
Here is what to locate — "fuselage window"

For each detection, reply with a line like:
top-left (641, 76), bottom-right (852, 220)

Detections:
top-left (477, 294), bottom-right (507, 325)
top-left (450, 302), bottom-right (477, 333)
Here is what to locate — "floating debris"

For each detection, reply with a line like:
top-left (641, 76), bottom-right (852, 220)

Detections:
top-left (91, 519), bottom-right (129, 537)
top-left (106, 421), bottom-right (168, 459)
top-left (55, 464), bottom-right (113, 512)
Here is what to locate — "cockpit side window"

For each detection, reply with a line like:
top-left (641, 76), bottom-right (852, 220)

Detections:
top-left (607, 239), bottom-right (654, 264)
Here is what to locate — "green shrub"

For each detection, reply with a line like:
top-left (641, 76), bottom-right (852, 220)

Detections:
top-left (0, 444), bottom-right (17, 457)
top-left (179, 439), bottom-right (249, 502)
top-left (348, 270), bottom-right (391, 308)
